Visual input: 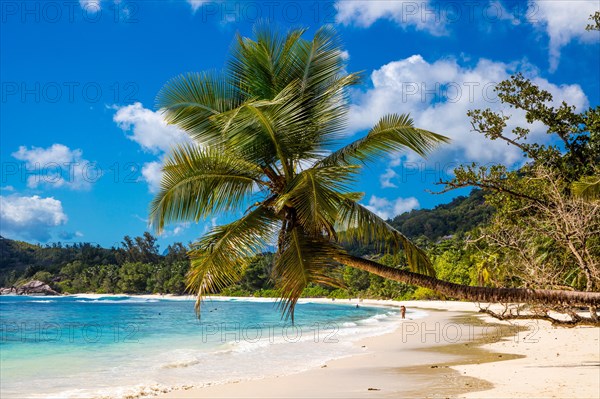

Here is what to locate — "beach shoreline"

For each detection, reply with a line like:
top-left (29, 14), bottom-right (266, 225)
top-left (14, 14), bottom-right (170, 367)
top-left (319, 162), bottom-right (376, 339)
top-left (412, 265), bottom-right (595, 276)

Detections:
top-left (21, 294), bottom-right (599, 398)
top-left (3, 295), bottom-right (598, 397)
top-left (141, 298), bottom-right (598, 399)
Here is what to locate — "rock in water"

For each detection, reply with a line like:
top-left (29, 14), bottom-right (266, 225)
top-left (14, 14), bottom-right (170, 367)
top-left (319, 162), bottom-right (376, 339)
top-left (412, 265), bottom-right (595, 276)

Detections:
top-left (0, 280), bottom-right (61, 296)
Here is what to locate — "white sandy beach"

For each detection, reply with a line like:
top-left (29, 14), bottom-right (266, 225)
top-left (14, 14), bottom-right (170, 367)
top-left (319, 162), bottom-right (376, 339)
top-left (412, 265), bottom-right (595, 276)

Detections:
top-left (148, 298), bottom-right (600, 399)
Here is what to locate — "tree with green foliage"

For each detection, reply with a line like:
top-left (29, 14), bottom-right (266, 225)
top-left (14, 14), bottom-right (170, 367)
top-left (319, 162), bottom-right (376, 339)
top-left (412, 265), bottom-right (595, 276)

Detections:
top-left (116, 232), bottom-right (160, 265)
top-left (440, 73), bottom-right (600, 323)
top-left (240, 253), bottom-right (275, 291)
top-left (150, 25), bottom-right (600, 321)
top-left (118, 262), bottom-right (151, 293)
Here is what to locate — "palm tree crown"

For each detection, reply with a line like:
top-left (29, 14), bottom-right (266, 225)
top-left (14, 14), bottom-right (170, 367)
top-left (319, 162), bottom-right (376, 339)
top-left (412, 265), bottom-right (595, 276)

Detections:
top-left (150, 25), bottom-right (449, 319)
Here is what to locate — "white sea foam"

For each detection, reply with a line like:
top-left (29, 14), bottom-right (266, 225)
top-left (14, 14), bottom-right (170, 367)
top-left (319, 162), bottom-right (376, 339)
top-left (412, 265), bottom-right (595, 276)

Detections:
top-left (74, 298), bottom-right (159, 304)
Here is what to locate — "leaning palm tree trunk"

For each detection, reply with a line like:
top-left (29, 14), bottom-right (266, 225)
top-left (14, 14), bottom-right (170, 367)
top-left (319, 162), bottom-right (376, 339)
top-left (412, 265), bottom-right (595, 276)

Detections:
top-left (337, 254), bottom-right (600, 307)
top-left (152, 25), bottom-right (599, 321)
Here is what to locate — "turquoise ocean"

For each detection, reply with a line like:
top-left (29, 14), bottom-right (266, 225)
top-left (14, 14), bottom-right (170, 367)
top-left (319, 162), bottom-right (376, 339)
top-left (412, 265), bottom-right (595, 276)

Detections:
top-left (0, 295), bottom-right (424, 398)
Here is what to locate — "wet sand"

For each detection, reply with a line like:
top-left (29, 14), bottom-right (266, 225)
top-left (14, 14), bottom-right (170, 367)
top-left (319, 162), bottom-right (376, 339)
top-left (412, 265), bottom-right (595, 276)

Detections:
top-left (158, 301), bottom-right (566, 398)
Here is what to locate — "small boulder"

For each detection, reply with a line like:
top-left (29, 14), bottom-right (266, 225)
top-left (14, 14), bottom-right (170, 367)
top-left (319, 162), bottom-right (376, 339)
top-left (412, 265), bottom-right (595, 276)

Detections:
top-left (0, 287), bottom-right (17, 295)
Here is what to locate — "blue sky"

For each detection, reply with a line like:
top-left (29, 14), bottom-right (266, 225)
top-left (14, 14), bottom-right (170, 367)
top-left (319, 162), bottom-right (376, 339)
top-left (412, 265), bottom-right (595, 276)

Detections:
top-left (1, 0), bottom-right (599, 249)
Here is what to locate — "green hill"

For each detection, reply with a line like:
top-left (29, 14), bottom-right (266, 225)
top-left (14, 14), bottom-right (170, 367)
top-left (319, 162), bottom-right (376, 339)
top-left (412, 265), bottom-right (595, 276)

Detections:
top-left (389, 189), bottom-right (493, 241)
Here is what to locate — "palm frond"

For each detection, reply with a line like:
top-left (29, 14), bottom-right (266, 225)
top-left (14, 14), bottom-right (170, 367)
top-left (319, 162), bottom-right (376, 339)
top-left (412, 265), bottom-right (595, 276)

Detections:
top-left (275, 165), bottom-right (360, 237)
top-left (319, 114), bottom-right (449, 167)
top-left (212, 81), bottom-right (330, 175)
top-left (572, 176), bottom-right (600, 200)
top-left (187, 205), bottom-right (280, 315)
top-left (150, 144), bottom-right (264, 232)
top-left (294, 25), bottom-right (348, 95)
top-left (337, 200), bottom-right (436, 277)
top-left (229, 25), bottom-right (307, 99)
top-left (229, 25), bottom-right (357, 153)
top-left (273, 225), bottom-right (343, 321)
top-left (156, 72), bottom-right (241, 144)
top-left (290, 26), bottom-right (360, 146)
top-left (210, 86), bottom-right (297, 176)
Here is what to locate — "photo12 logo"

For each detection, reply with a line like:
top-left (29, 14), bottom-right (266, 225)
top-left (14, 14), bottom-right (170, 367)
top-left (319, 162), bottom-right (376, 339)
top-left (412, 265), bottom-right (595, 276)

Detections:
top-left (1, 322), bottom-right (140, 344)
top-left (399, 321), bottom-right (540, 344)
top-left (1, 1), bottom-right (139, 24)
top-left (200, 322), bottom-right (341, 344)
top-left (1, 81), bottom-right (139, 104)
top-left (1, 161), bottom-right (150, 188)
top-left (195, 1), bottom-right (337, 24)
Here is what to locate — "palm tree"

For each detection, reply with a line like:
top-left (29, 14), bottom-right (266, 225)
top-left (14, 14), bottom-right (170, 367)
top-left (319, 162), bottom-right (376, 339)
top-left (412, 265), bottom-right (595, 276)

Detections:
top-left (150, 25), bottom-right (600, 319)
top-left (573, 175), bottom-right (600, 200)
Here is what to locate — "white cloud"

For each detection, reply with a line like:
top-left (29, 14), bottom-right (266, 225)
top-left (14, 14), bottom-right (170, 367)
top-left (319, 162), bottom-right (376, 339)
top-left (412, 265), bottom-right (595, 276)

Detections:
top-left (133, 214), bottom-right (149, 224)
top-left (335, 0), bottom-right (446, 35)
top-left (380, 168), bottom-right (398, 188)
top-left (364, 195), bottom-right (419, 220)
top-left (1, 186), bottom-right (14, 192)
top-left (347, 54), bottom-right (589, 185)
top-left (12, 144), bottom-right (99, 190)
top-left (141, 161), bottom-right (163, 194)
top-left (0, 195), bottom-right (68, 241)
top-left (335, 0), bottom-right (598, 70)
top-left (113, 102), bottom-right (192, 192)
top-left (187, 0), bottom-right (208, 13)
top-left (113, 102), bottom-right (191, 154)
top-left (160, 222), bottom-right (190, 238)
top-left (528, 0), bottom-right (599, 71)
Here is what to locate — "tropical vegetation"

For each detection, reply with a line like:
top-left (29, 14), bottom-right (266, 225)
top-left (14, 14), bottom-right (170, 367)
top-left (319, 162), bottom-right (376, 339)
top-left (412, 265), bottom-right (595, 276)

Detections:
top-left (2, 23), bottom-right (598, 325)
top-left (149, 25), bottom-right (600, 322)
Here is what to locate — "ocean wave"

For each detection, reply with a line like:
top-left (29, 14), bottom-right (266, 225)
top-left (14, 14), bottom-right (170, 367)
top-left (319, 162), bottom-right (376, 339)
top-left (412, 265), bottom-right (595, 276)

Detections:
top-left (161, 359), bottom-right (201, 369)
top-left (74, 298), bottom-right (159, 304)
top-left (358, 313), bottom-right (388, 324)
top-left (225, 297), bottom-right (278, 303)
top-left (37, 383), bottom-right (188, 399)
top-left (224, 337), bottom-right (275, 354)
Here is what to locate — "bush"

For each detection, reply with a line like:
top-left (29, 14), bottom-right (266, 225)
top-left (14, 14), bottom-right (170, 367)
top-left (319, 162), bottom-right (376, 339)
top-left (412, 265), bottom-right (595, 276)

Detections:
top-left (327, 288), bottom-right (351, 299)
top-left (55, 281), bottom-right (73, 293)
top-left (220, 286), bottom-right (251, 297)
top-left (411, 287), bottom-right (443, 300)
top-left (301, 285), bottom-right (331, 297)
top-left (31, 271), bottom-right (52, 284)
top-left (254, 288), bottom-right (281, 297)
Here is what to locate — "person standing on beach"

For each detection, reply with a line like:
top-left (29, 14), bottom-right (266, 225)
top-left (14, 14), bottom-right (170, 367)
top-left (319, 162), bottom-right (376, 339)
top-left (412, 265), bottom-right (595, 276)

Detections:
top-left (400, 306), bottom-right (406, 319)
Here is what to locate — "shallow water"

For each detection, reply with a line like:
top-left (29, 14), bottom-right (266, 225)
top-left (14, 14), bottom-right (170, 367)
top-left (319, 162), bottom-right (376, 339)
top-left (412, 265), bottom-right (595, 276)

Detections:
top-left (0, 295), bottom-right (423, 398)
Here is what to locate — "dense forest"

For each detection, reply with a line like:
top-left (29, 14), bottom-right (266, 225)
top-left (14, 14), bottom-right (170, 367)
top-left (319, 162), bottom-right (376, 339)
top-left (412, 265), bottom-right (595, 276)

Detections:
top-left (389, 189), bottom-right (493, 242)
top-left (0, 189), bottom-right (492, 300)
